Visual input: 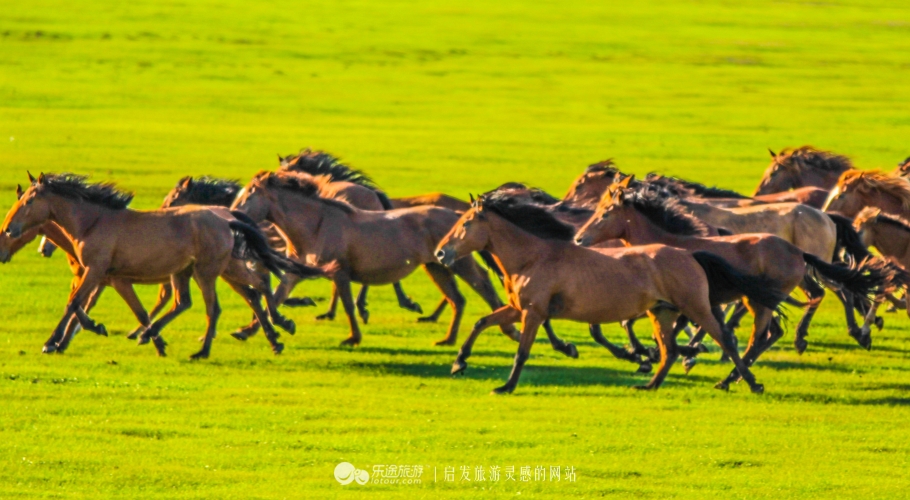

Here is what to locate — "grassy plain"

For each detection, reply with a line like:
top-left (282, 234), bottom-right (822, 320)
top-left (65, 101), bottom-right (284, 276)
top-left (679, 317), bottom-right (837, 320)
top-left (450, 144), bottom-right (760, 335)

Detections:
top-left (2, 0), bottom-right (910, 497)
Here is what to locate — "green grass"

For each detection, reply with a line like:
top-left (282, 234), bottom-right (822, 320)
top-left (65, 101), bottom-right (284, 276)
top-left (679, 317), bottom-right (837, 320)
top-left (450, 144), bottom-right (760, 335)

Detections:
top-left (2, 0), bottom-right (910, 497)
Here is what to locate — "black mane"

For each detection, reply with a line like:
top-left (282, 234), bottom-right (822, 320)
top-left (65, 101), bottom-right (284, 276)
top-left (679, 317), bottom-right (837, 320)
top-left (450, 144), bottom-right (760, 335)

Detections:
top-left (40, 173), bottom-right (133, 210)
top-left (480, 191), bottom-right (575, 241)
top-left (780, 146), bottom-right (853, 173)
top-left (873, 212), bottom-right (910, 233)
top-left (175, 176), bottom-right (242, 206)
top-left (279, 149), bottom-right (378, 190)
top-left (622, 187), bottom-right (709, 236)
top-left (585, 159), bottom-right (621, 175)
top-left (261, 172), bottom-right (355, 213)
top-left (645, 173), bottom-right (747, 199)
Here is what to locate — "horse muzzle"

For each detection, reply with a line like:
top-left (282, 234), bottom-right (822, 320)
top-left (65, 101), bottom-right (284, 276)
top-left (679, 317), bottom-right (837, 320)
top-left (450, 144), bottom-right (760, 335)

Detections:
top-left (435, 247), bottom-right (456, 267)
top-left (0, 249), bottom-right (9, 264)
top-left (574, 235), bottom-right (593, 247)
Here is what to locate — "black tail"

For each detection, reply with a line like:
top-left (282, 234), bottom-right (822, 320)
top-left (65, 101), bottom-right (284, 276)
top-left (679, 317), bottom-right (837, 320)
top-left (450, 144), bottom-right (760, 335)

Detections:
top-left (828, 213), bottom-right (871, 263)
top-left (802, 253), bottom-right (895, 302)
top-left (478, 250), bottom-right (505, 284)
top-left (229, 214), bottom-right (325, 279)
top-left (692, 251), bottom-right (789, 318)
top-left (376, 191), bottom-right (394, 211)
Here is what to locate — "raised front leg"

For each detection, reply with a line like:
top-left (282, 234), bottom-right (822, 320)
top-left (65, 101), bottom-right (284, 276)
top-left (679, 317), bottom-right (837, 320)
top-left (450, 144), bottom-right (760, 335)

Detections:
top-left (224, 279), bottom-right (284, 355)
top-left (54, 284), bottom-right (107, 354)
top-left (452, 305), bottom-right (521, 375)
top-left (417, 298), bottom-right (448, 323)
top-left (492, 309), bottom-right (544, 395)
top-left (49, 267), bottom-right (107, 354)
top-left (588, 324), bottom-right (650, 373)
top-left (392, 281), bottom-right (423, 314)
top-left (451, 257), bottom-right (518, 341)
top-left (542, 320), bottom-right (578, 359)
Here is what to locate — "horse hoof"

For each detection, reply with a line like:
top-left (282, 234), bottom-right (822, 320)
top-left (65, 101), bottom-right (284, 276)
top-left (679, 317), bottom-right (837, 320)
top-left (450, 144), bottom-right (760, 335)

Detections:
top-left (861, 335), bottom-right (872, 351)
top-left (152, 337), bottom-right (167, 357)
top-left (565, 343), bottom-right (579, 359)
top-left (794, 338), bottom-right (808, 355)
top-left (272, 343), bottom-right (285, 355)
top-left (416, 316), bottom-right (437, 323)
top-left (96, 324), bottom-right (108, 337)
top-left (491, 385), bottom-right (513, 395)
top-left (683, 357), bottom-right (697, 374)
top-left (631, 385), bottom-right (653, 391)
top-left (434, 338), bottom-right (456, 346)
top-left (189, 350), bottom-right (209, 360)
top-left (359, 311), bottom-right (370, 325)
top-left (126, 329), bottom-right (142, 340)
top-left (751, 383), bottom-right (765, 395)
top-left (137, 336), bottom-right (151, 346)
top-left (231, 332), bottom-right (249, 341)
top-left (405, 302), bottom-right (423, 314)
top-left (42, 343), bottom-right (57, 354)
top-left (280, 320), bottom-right (296, 335)
top-left (316, 313), bottom-right (335, 321)
top-left (284, 297), bottom-right (316, 307)
top-left (874, 316), bottom-right (884, 331)
top-left (451, 359), bottom-right (467, 375)
top-left (636, 362), bottom-right (652, 374)
top-left (339, 337), bottom-right (360, 347)
top-left (714, 381), bottom-right (730, 392)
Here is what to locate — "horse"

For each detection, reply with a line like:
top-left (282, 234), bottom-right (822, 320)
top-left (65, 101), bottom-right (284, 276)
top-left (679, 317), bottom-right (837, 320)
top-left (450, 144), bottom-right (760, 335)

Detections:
top-left (435, 192), bottom-right (792, 394)
top-left (389, 193), bottom-right (471, 213)
top-left (853, 207), bottom-right (910, 326)
top-left (646, 173), bottom-right (830, 209)
top-left (231, 170), bottom-right (517, 346)
top-left (574, 182), bottom-right (897, 378)
top-left (755, 146), bottom-right (853, 196)
top-left (893, 156), bottom-right (910, 179)
top-left (824, 169), bottom-right (910, 219)
top-left (279, 149), bottom-right (423, 319)
top-left (2, 173), bottom-right (328, 358)
top-left (562, 160), bottom-right (624, 209)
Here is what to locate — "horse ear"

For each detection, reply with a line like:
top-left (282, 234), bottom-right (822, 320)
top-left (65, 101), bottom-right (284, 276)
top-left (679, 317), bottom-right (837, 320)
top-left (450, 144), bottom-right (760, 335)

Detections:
top-left (277, 154), bottom-right (282, 164)
top-left (37, 172), bottom-right (46, 184)
top-left (469, 193), bottom-right (475, 205)
top-left (619, 175), bottom-right (634, 188)
top-left (768, 148), bottom-right (777, 158)
top-left (27, 171), bottom-right (36, 184)
top-left (16, 184), bottom-right (23, 200)
top-left (181, 177), bottom-right (193, 189)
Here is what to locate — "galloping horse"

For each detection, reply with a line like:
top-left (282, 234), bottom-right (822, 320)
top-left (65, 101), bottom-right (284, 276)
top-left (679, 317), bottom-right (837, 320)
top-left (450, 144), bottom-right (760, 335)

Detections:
top-left (2, 173), bottom-right (328, 358)
top-left (755, 146), bottom-right (853, 196)
top-left (854, 207), bottom-right (910, 326)
top-left (279, 148), bottom-right (423, 319)
top-left (435, 192), bottom-right (791, 394)
top-left (824, 169), bottom-right (910, 219)
top-left (574, 183), bottom-right (896, 378)
top-left (231, 170), bottom-right (515, 346)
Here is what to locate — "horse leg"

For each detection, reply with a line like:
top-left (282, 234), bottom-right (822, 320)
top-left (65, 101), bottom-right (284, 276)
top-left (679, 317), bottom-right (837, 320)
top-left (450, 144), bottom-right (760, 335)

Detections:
top-left (316, 283), bottom-right (339, 321)
top-left (424, 262), bottom-right (466, 346)
top-left (189, 267), bottom-right (221, 360)
top-left (492, 309), bottom-right (544, 395)
top-left (257, 270), bottom-right (296, 335)
top-left (451, 257), bottom-right (519, 341)
top-left (50, 268), bottom-right (107, 354)
top-left (417, 298), bottom-right (448, 323)
top-left (634, 307), bottom-right (680, 390)
top-left (55, 284), bottom-right (107, 353)
top-left (128, 283), bottom-right (171, 340)
top-left (718, 302), bottom-right (775, 386)
top-left (355, 285), bottom-right (370, 324)
top-left (858, 298), bottom-right (883, 349)
top-left (794, 278), bottom-right (825, 354)
top-left (108, 280), bottom-right (152, 337)
top-left (589, 324), bottom-right (651, 373)
top-left (621, 318), bottom-right (654, 360)
top-left (335, 273), bottom-right (363, 346)
top-left (834, 289), bottom-right (870, 350)
top-left (542, 320), bottom-right (578, 359)
top-left (452, 305), bottom-right (521, 375)
top-left (224, 279), bottom-right (284, 355)
top-left (139, 268), bottom-right (195, 357)
top-left (724, 301), bottom-right (749, 334)
top-left (392, 281), bottom-right (423, 314)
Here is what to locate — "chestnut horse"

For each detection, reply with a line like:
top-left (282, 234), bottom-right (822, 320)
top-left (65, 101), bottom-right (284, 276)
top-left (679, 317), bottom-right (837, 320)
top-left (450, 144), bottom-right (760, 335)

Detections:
top-left (435, 193), bottom-right (791, 394)
top-left (231, 170), bottom-right (515, 346)
top-left (755, 146), bottom-right (853, 196)
top-left (824, 169), bottom-right (910, 219)
top-left (574, 184), bottom-right (896, 379)
top-left (2, 174), bottom-right (327, 358)
top-left (279, 149), bottom-right (423, 318)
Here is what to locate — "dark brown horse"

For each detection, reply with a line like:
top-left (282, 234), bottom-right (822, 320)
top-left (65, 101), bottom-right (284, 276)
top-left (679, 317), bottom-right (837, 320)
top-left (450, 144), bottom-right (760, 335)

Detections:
top-left (574, 183), bottom-right (896, 377)
top-left (435, 192), bottom-right (791, 394)
top-left (2, 174), bottom-right (328, 358)
top-left (231, 170), bottom-right (516, 346)
top-left (756, 146), bottom-right (853, 196)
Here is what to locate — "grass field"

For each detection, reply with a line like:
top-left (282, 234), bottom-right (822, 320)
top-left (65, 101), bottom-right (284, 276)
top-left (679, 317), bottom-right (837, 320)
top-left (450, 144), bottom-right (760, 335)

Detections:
top-left (2, 0), bottom-right (910, 497)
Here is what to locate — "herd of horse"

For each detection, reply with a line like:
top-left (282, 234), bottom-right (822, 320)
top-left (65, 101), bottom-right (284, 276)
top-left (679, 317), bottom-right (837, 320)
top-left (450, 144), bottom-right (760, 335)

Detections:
top-left (3, 146), bottom-right (910, 394)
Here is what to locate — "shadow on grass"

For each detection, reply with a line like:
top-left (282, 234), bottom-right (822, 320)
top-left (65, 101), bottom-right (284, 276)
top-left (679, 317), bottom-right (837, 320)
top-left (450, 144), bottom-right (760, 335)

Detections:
top-left (767, 391), bottom-right (910, 407)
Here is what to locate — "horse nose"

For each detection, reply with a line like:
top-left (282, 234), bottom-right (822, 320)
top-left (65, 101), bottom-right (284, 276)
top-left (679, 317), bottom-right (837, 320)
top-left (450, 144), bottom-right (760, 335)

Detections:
top-left (0, 249), bottom-right (9, 263)
top-left (574, 236), bottom-right (589, 246)
top-left (435, 249), bottom-right (447, 262)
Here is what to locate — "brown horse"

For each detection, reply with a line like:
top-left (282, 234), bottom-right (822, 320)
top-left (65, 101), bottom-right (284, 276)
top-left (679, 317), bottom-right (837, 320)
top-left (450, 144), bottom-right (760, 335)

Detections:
top-left (435, 192), bottom-right (791, 394)
top-left (563, 160), bottom-right (623, 209)
top-left (854, 208), bottom-right (910, 328)
top-left (645, 173), bottom-right (830, 209)
top-left (2, 173), bottom-right (328, 358)
top-left (231, 170), bottom-right (515, 346)
top-left (893, 157), bottom-right (910, 179)
top-left (824, 169), bottom-right (910, 219)
top-left (574, 183), bottom-right (895, 378)
top-left (279, 149), bottom-right (423, 318)
top-left (755, 146), bottom-right (853, 195)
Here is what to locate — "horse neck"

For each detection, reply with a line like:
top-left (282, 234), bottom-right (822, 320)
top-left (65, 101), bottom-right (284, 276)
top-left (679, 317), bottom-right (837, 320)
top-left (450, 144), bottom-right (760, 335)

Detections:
top-left (678, 199), bottom-right (721, 217)
top-left (485, 213), bottom-right (554, 275)
top-left (623, 209), bottom-right (687, 246)
top-left (41, 222), bottom-right (79, 259)
top-left (45, 195), bottom-right (107, 241)
top-left (811, 170), bottom-right (845, 191)
top-left (872, 192), bottom-right (909, 217)
top-left (272, 191), bottom-right (341, 252)
top-left (870, 223), bottom-right (910, 258)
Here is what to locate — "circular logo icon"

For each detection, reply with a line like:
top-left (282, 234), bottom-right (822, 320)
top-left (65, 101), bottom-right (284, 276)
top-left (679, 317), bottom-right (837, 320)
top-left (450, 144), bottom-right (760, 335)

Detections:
top-left (335, 462), bottom-right (370, 485)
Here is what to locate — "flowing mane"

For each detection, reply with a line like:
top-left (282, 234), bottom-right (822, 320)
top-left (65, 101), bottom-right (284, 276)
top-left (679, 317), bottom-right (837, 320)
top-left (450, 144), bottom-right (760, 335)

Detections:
top-left (775, 146), bottom-right (853, 174)
top-left (645, 173), bottom-right (747, 199)
top-left (279, 148), bottom-right (379, 190)
top-left (837, 169), bottom-right (910, 211)
top-left (255, 171), bottom-right (356, 214)
top-left (585, 159), bottom-right (621, 175)
top-left (606, 186), bottom-right (709, 236)
top-left (894, 156), bottom-right (910, 176)
top-left (173, 176), bottom-right (242, 206)
top-left (480, 191), bottom-right (575, 241)
top-left (488, 183), bottom-right (593, 216)
top-left (38, 173), bottom-right (133, 210)
top-left (855, 206), bottom-right (910, 234)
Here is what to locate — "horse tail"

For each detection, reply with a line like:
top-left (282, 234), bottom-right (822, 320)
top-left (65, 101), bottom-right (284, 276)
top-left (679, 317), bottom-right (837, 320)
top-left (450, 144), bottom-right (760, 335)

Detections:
top-left (692, 251), bottom-right (789, 319)
top-left (478, 250), bottom-right (505, 284)
top-left (827, 213), bottom-right (871, 263)
top-left (801, 253), bottom-right (903, 303)
top-left (376, 191), bottom-right (394, 211)
top-left (228, 214), bottom-right (327, 279)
